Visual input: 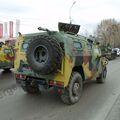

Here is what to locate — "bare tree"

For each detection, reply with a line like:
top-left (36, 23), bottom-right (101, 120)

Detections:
top-left (95, 19), bottom-right (120, 47)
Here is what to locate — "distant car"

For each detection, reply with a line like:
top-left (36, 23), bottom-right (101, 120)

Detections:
top-left (112, 48), bottom-right (120, 56)
top-left (100, 46), bottom-right (117, 60)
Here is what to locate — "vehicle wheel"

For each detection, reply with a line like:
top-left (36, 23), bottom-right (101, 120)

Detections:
top-left (26, 35), bottom-right (63, 75)
top-left (21, 81), bottom-right (39, 94)
top-left (96, 66), bottom-right (107, 83)
top-left (3, 68), bottom-right (10, 71)
top-left (60, 72), bottom-right (83, 105)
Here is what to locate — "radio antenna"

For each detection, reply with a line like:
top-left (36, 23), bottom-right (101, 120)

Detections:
top-left (69, 1), bottom-right (76, 24)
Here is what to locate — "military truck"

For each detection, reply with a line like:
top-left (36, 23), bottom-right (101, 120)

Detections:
top-left (0, 42), bottom-right (14, 71)
top-left (100, 45), bottom-right (117, 60)
top-left (14, 23), bottom-right (108, 104)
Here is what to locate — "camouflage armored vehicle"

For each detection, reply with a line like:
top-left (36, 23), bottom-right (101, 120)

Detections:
top-left (100, 44), bottom-right (117, 60)
top-left (0, 42), bottom-right (14, 71)
top-left (14, 23), bottom-right (108, 104)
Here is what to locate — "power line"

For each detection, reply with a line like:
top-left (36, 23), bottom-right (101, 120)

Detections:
top-left (0, 14), bottom-right (41, 21)
top-left (0, 14), bottom-right (51, 27)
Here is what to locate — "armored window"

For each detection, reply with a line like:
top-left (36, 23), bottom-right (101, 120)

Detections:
top-left (22, 43), bottom-right (28, 51)
top-left (73, 42), bottom-right (82, 49)
top-left (4, 49), bottom-right (12, 53)
top-left (87, 43), bottom-right (92, 50)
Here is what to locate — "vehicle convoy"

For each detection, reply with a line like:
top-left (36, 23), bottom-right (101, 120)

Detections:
top-left (100, 45), bottom-right (117, 60)
top-left (0, 42), bottom-right (14, 71)
top-left (14, 23), bottom-right (108, 104)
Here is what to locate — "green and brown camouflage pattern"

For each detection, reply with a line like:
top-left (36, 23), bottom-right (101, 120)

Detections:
top-left (0, 44), bottom-right (14, 69)
top-left (14, 27), bottom-right (108, 88)
top-left (100, 44), bottom-right (117, 60)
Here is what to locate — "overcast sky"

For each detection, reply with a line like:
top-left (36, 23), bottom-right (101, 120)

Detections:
top-left (0, 0), bottom-right (120, 36)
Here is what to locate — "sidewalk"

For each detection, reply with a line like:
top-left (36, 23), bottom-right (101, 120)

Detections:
top-left (105, 94), bottom-right (120, 120)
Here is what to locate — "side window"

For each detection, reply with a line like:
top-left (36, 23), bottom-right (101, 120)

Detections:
top-left (73, 42), bottom-right (82, 50)
top-left (22, 43), bottom-right (28, 50)
top-left (4, 49), bottom-right (12, 54)
top-left (87, 43), bottom-right (92, 51)
top-left (21, 42), bottom-right (28, 52)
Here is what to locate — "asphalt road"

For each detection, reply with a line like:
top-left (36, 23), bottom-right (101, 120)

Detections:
top-left (0, 57), bottom-right (120, 120)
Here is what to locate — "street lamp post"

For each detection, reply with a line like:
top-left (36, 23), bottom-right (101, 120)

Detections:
top-left (69, 1), bottom-right (76, 24)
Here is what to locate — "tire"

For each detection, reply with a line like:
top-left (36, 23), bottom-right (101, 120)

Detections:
top-left (96, 66), bottom-right (107, 83)
top-left (26, 35), bottom-right (62, 75)
top-left (60, 72), bottom-right (83, 105)
top-left (21, 81), bottom-right (39, 94)
top-left (4, 68), bottom-right (10, 71)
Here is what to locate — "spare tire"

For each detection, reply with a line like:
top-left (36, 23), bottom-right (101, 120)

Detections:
top-left (26, 35), bottom-right (63, 75)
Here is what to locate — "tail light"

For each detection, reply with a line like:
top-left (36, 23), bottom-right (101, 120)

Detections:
top-left (48, 80), bottom-right (64, 87)
top-left (15, 74), bottom-right (26, 79)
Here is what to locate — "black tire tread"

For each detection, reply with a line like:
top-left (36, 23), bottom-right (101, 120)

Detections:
top-left (60, 72), bottom-right (83, 105)
top-left (26, 35), bottom-right (63, 75)
top-left (96, 66), bottom-right (107, 83)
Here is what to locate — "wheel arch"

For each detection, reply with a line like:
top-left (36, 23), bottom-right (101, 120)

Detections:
top-left (72, 66), bottom-right (85, 81)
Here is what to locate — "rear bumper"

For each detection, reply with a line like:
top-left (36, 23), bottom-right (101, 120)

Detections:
top-left (15, 73), bottom-right (64, 88)
top-left (0, 61), bottom-right (14, 69)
